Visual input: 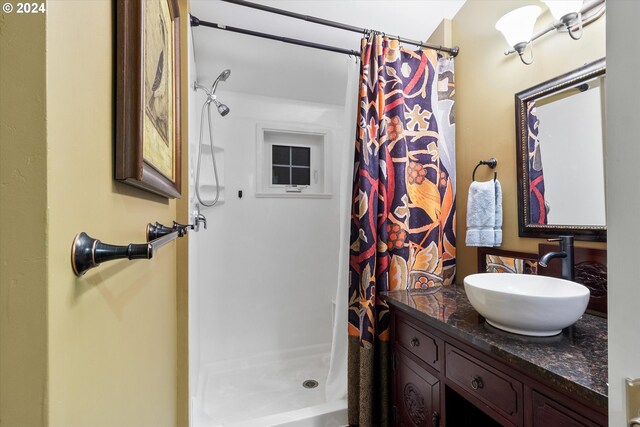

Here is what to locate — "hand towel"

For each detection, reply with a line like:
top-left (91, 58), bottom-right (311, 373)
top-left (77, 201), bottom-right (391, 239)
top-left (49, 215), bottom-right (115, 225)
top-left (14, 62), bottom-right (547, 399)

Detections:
top-left (466, 179), bottom-right (502, 247)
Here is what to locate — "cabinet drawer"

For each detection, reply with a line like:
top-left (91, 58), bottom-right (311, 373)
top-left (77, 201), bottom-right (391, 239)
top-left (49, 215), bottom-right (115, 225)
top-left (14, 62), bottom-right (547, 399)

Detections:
top-left (445, 344), bottom-right (522, 424)
top-left (532, 391), bottom-right (603, 427)
top-left (396, 318), bottom-right (442, 372)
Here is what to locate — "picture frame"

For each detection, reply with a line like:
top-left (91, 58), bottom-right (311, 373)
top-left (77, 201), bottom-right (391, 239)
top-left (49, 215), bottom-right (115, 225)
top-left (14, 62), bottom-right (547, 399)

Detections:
top-left (115, 0), bottom-right (182, 198)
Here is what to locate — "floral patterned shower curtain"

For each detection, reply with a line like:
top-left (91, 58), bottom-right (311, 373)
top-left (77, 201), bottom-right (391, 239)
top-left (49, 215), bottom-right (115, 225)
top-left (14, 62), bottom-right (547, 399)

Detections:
top-left (527, 101), bottom-right (548, 224)
top-left (348, 34), bottom-right (456, 426)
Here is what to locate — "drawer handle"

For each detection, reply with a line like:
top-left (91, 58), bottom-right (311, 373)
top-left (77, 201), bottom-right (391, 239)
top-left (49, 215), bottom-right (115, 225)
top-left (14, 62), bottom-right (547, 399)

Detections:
top-left (471, 376), bottom-right (484, 390)
top-left (431, 411), bottom-right (440, 427)
top-left (410, 337), bottom-right (420, 347)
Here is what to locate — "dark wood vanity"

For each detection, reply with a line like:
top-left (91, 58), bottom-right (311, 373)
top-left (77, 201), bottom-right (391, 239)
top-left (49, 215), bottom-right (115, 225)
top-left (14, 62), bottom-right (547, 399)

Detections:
top-left (383, 286), bottom-right (607, 426)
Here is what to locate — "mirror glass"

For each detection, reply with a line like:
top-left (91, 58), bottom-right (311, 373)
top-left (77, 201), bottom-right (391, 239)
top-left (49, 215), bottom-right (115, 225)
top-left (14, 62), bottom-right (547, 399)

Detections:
top-left (516, 58), bottom-right (606, 241)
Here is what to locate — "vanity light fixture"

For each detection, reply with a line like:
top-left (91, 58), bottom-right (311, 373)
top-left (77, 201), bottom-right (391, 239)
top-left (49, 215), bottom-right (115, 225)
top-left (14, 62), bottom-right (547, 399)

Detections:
top-left (496, 0), bottom-right (606, 65)
top-left (495, 5), bottom-right (542, 65)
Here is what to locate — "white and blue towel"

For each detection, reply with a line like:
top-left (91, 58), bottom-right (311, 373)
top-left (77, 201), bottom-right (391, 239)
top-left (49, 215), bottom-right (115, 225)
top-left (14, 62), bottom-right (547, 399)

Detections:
top-left (466, 179), bottom-right (502, 247)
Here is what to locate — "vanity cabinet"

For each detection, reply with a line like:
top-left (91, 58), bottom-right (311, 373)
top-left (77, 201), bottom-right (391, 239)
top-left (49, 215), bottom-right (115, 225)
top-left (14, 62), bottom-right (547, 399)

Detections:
top-left (394, 318), bottom-right (444, 426)
top-left (390, 308), bottom-right (607, 427)
top-left (395, 351), bottom-right (440, 427)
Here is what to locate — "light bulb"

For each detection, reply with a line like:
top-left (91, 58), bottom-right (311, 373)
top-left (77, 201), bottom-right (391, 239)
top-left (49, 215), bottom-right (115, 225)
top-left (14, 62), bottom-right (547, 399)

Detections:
top-left (495, 6), bottom-right (542, 49)
top-left (542, 1), bottom-right (583, 20)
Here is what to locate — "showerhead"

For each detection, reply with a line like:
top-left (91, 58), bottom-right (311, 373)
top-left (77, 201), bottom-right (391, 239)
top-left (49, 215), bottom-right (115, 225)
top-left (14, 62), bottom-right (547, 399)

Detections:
top-left (193, 69), bottom-right (232, 116)
top-left (211, 68), bottom-right (231, 94)
top-left (219, 69), bottom-right (231, 82)
top-left (213, 98), bottom-right (230, 117)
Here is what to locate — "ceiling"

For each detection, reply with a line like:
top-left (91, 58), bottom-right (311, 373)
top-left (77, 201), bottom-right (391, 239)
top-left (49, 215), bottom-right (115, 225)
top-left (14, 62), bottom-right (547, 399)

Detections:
top-left (189, 0), bottom-right (465, 105)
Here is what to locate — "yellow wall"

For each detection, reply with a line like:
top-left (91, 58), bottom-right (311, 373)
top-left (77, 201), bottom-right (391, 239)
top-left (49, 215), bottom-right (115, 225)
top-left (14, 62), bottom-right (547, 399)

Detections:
top-left (452, 1), bottom-right (606, 282)
top-left (0, 10), bottom-right (49, 427)
top-left (175, 0), bottom-right (191, 421)
top-left (2, 0), bottom-right (189, 425)
top-left (427, 18), bottom-right (452, 48)
top-left (45, 0), bottom-right (189, 424)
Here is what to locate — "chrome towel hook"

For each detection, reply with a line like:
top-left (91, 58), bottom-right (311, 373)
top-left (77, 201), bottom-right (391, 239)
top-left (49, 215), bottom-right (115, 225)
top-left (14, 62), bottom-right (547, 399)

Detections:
top-left (472, 158), bottom-right (498, 181)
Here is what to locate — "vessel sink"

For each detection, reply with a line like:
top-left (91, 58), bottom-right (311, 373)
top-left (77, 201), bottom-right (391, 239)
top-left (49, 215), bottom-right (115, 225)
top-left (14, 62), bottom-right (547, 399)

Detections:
top-left (463, 273), bottom-right (590, 337)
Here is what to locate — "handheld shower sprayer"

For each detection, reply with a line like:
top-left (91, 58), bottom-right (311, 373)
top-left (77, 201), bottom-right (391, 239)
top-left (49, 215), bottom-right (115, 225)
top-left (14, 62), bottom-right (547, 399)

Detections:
top-left (210, 68), bottom-right (231, 94)
top-left (193, 68), bottom-right (231, 116)
top-left (193, 69), bottom-right (232, 210)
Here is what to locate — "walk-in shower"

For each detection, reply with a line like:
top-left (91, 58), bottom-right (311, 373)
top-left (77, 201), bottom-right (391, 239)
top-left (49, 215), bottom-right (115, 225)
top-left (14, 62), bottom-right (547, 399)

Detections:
top-left (187, 2), bottom-right (363, 426)
top-left (188, 67), bottom-right (353, 427)
top-left (188, 64), bottom-right (353, 424)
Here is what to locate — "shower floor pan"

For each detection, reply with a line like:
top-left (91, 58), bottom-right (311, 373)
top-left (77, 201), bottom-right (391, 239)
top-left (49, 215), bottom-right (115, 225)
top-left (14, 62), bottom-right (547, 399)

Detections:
top-left (195, 345), bottom-right (347, 427)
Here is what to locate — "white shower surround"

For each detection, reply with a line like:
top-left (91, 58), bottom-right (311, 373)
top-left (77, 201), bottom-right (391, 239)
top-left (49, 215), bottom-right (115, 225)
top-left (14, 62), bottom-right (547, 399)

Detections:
top-left (191, 90), bottom-right (343, 361)
top-left (188, 28), bottom-right (350, 424)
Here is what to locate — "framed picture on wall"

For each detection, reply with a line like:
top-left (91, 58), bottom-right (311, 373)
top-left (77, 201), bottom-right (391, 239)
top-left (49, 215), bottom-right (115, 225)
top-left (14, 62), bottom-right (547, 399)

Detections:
top-left (115, 0), bottom-right (182, 198)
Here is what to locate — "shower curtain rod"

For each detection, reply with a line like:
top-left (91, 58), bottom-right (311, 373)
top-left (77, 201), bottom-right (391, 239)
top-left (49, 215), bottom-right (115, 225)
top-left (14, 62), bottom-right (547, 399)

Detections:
top-left (190, 16), bottom-right (360, 57)
top-left (218, 0), bottom-right (460, 57)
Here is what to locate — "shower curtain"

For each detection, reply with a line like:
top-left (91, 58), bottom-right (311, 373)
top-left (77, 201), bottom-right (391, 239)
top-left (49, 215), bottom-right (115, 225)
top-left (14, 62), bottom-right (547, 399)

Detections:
top-left (325, 56), bottom-right (360, 403)
top-left (347, 34), bottom-right (456, 426)
top-left (527, 101), bottom-right (548, 224)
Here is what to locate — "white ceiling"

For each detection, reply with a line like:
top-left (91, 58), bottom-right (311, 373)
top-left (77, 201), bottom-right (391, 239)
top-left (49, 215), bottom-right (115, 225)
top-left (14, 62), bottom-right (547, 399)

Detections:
top-left (189, 0), bottom-right (465, 105)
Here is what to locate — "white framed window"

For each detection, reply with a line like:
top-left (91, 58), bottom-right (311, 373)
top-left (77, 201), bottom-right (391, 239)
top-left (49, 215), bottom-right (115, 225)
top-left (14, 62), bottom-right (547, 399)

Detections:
top-left (271, 144), bottom-right (311, 186)
top-left (256, 123), bottom-right (331, 198)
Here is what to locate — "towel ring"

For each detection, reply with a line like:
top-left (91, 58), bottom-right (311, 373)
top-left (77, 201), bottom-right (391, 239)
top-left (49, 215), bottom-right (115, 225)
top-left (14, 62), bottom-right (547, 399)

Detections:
top-left (472, 158), bottom-right (498, 181)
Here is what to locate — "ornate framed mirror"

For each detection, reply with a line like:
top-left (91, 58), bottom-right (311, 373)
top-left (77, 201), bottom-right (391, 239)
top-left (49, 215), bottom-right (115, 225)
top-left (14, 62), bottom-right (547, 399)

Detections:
top-left (515, 58), bottom-right (606, 242)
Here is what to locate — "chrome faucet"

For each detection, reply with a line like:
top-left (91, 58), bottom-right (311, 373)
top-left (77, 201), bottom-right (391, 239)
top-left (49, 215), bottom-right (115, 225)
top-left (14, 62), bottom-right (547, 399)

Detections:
top-left (539, 236), bottom-right (574, 281)
top-left (193, 204), bottom-right (208, 231)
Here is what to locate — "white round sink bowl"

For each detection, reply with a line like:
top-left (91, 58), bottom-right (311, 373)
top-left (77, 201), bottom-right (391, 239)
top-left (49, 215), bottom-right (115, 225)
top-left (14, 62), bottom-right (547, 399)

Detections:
top-left (463, 273), bottom-right (590, 337)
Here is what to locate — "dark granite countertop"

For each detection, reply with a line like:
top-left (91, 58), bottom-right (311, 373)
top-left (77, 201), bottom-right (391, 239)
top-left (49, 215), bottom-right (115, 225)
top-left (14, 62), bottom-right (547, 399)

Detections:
top-left (381, 285), bottom-right (608, 409)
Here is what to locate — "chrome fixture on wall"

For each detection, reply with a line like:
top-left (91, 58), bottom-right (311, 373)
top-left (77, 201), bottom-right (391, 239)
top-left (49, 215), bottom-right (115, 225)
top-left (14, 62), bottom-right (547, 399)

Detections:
top-left (194, 69), bottom-right (231, 117)
top-left (193, 69), bottom-right (231, 209)
top-left (495, 0), bottom-right (605, 65)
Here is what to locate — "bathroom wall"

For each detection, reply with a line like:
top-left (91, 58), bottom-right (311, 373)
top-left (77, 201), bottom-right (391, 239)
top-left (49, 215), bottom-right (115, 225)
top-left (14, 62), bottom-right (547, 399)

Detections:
top-left (0, 10), bottom-right (48, 427)
top-left (189, 87), bottom-right (346, 367)
top-left (46, 1), bottom-right (188, 425)
top-left (177, 12), bottom-right (192, 427)
top-left (427, 18), bottom-right (452, 48)
top-left (187, 31), bottom-right (202, 416)
top-left (451, 0), bottom-right (606, 282)
top-left (1, 1), bottom-right (190, 426)
top-left (606, 3), bottom-right (640, 424)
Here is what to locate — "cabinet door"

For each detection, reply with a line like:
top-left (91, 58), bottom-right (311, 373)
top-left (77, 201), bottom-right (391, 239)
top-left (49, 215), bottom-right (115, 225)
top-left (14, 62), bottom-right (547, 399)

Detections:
top-left (395, 351), bottom-right (441, 427)
top-left (531, 391), bottom-right (602, 427)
